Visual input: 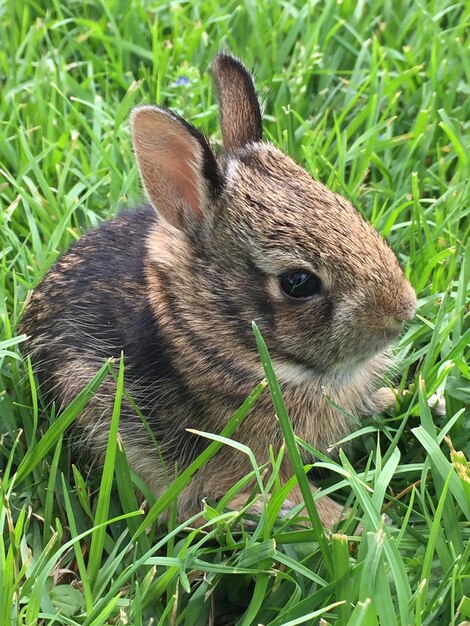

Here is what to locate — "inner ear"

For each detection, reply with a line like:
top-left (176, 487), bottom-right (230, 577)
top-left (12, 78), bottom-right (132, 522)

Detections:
top-left (212, 53), bottom-right (262, 151)
top-left (131, 106), bottom-right (221, 229)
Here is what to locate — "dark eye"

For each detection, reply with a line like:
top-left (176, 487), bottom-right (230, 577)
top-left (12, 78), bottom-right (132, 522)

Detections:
top-left (279, 269), bottom-right (322, 299)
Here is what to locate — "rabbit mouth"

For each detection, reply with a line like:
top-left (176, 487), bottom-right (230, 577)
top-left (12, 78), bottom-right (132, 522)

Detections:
top-left (272, 348), bottom-right (392, 393)
top-left (270, 323), bottom-right (400, 381)
top-left (343, 331), bottom-right (399, 367)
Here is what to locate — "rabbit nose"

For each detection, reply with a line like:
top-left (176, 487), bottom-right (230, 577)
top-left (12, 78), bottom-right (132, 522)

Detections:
top-left (393, 290), bottom-right (417, 323)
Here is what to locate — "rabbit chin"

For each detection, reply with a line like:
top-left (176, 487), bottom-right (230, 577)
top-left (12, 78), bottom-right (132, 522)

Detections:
top-left (272, 349), bottom-right (393, 390)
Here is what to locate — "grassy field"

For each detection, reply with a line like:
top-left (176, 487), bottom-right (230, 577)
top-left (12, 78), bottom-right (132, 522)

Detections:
top-left (1, 0), bottom-right (469, 624)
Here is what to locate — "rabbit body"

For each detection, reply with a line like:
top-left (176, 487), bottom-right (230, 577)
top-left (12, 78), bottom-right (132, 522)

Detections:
top-left (21, 54), bottom-right (416, 526)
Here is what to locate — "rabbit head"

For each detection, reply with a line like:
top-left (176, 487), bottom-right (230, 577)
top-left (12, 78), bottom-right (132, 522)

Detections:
top-left (131, 53), bottom-right (416, 385)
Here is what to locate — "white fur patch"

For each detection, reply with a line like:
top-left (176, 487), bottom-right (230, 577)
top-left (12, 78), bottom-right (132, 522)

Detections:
top-left (272, 358), bottom-right (369, 390)
top-left (272, 360), bottom-right (319, 386)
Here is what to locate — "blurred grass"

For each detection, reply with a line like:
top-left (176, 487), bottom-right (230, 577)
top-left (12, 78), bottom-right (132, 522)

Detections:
top-left (0, 0), bottom-right (469, 624)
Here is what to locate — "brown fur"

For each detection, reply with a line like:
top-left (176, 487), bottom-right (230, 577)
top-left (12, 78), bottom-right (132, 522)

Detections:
top-left (20, 53), bottom-right (416, 528)
top-left (212, 54), bottom-right (263, 150)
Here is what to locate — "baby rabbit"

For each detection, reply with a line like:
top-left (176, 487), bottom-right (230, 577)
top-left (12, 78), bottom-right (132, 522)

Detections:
top-left (21, 53), bottom-right (416, 528)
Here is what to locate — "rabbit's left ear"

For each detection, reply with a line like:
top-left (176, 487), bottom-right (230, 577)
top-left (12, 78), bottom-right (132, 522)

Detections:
top-left (212, 53), bottom-right (262, 151)
top-left (131, 106), bottom-right (221, 230)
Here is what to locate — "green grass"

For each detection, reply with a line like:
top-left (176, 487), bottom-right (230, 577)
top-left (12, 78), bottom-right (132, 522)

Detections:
top-left (1, 0), bottom-right (469, 624)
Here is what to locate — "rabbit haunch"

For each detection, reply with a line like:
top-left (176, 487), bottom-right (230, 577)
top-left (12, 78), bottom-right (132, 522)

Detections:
top-left (21, 53), bottom-right (416, 527)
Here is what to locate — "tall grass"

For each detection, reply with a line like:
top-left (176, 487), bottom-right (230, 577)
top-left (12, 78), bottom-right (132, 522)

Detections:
top-left (0, 0), bottom-right (469, 624)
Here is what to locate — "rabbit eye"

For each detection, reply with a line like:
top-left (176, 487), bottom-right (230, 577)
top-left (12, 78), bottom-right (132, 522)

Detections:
top-left (279, 270), bottom-right (322, 299)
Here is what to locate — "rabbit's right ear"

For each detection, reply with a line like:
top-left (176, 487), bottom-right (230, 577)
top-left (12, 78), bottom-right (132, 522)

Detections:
top-left (131, 106), bottom-right (221, 230)
top-left (212, 53), bottom-right (262, 151)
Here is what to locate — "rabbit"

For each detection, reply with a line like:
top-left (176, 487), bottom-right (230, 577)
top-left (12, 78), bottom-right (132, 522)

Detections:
top-left (20, 53), bottom-right (417, 529)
